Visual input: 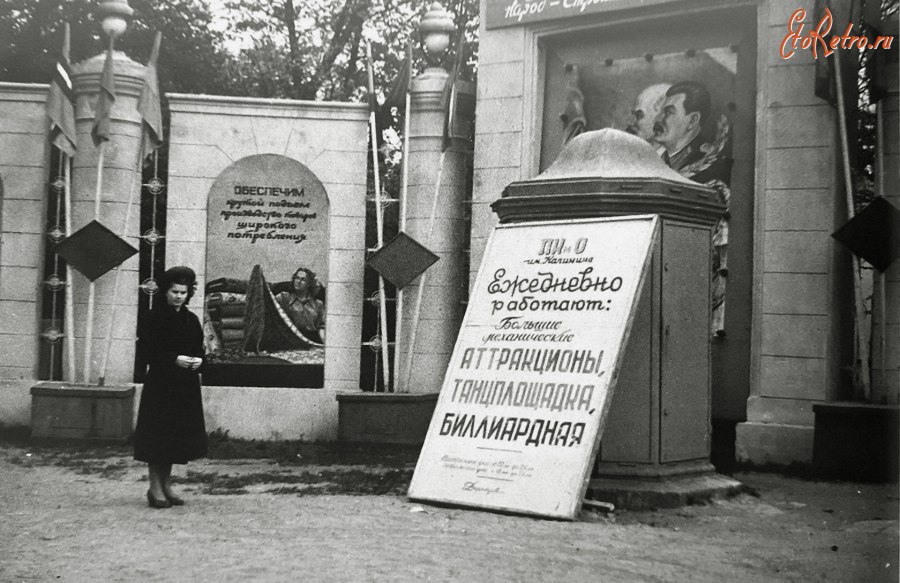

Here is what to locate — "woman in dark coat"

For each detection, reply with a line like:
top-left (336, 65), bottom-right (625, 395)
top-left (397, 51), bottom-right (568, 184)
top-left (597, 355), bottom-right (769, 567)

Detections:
top-left (134, 266), bottom-right (208, 508)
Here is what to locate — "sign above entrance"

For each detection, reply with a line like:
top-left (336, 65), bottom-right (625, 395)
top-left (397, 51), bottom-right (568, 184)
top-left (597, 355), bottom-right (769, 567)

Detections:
top-left (485, 0), bottom-right (679, 30)
top-left (408, 216), bottom-right (659, 519)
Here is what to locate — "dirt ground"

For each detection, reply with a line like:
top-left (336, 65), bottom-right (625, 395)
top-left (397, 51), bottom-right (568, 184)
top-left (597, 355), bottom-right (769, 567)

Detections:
top-left (0, 434), bottom-right (897, 583)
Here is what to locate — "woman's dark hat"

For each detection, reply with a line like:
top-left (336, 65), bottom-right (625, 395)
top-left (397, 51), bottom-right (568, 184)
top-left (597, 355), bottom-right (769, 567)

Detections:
top-left (164, 266), bottom-right (196, 282)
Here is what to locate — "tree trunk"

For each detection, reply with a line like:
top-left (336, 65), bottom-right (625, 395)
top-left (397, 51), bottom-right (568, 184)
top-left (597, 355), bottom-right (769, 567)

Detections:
top-left (311, 0), bottom-right (369, 97)
top-left (283, 0), bottom-right (304, 97)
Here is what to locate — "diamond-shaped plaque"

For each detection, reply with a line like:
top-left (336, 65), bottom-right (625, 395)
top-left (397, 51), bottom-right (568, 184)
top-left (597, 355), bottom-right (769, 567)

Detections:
top-left (55, 220), bottom-right (138, 281)
top-left (366, 231), bottom-right (439, 290)
top-left (832, 197), bottom-right (900, 272)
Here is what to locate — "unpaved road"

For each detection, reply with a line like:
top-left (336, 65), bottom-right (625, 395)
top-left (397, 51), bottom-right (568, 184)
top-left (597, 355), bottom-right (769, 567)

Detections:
top-left (0, 442), bottom-right (897, 583)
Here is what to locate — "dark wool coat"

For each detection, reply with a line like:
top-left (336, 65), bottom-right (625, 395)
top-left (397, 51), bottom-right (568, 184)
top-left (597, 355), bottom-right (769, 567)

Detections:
top-left (133, 306), bottom-right (208, 464)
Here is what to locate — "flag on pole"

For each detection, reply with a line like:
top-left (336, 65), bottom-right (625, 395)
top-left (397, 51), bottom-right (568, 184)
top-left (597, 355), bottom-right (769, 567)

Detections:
top-left (812, 0), bottom-right (837, 106)
top-left (440, 29), bottom-right (466, 152)
top-left (381, 43), bottom-right (413, 115)
top-left (91, 41), bottom-right (117, 147)
top-left (47, 23), bottom-right (77, 157)
top-left (862, 2), bottom-right (896, 103)
top-left (138, 32), bottom-right (164, 161)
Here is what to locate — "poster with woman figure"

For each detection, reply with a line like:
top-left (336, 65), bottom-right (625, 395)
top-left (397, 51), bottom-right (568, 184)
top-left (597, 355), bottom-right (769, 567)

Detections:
top-left (202, 154), bottom-right (329, 387)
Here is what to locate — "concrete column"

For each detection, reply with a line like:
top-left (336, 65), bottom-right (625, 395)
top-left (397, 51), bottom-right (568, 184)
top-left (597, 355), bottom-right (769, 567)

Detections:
top-left (396, 68), bottom-right (474, 394)
top-left (70, 51), bottom-right (145, 384)
top-left (735, 2), bottom-right (855, 466)
top-left (872, 60), bottom-right (900, 405)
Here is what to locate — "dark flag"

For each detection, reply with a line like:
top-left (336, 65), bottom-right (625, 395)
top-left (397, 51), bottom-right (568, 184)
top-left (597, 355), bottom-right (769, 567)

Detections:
top-left (381, 43), bottom-right (413, 115)
top-left (47, 23), bottom-right (77, 157)
top-left (91, 41), bottom-right (117, 146)
top-left (862, 2), bottom-right (898, 103)
top-left (813, 0), bottom-right (837, 105)
top-left (832, 197), bottom-right (900, 272)
top-left (441, 29), bottom-right (466, 152)
top-left (138, 32), bottom-right (164, 161)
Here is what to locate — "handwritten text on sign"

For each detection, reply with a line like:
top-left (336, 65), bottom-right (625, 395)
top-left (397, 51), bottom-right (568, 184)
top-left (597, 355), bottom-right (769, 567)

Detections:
top-left (408, 216), bottom-right (659, 520)
top-left (205, 155), bottom-right (330, 283)
top-left (484, 0), bottom-right (677, 30)
top-left (222, 185), bottom-right (316, 245)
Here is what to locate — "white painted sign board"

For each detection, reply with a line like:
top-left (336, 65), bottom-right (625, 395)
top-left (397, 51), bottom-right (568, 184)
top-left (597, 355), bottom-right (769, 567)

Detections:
top-left (408, 215), bottom-right (660, 520)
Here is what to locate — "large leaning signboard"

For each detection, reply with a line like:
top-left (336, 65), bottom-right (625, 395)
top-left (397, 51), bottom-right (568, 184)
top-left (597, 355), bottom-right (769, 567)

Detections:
top-left (408, 216), bottom-right (660, 520)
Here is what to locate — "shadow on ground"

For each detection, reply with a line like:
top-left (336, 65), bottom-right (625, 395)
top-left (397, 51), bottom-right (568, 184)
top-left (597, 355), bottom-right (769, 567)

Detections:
top-left (0, 425), bottom-right (419, 497)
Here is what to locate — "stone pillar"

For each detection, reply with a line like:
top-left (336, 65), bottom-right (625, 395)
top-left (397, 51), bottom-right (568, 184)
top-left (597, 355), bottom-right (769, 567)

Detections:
top-left (735, 2), bottom-right (855, 466)
top-left (872, 58), bottom-right (900, 405)
top-left (70, 51), bottom-right (145, 384)
top-left (396, 68), bottom-right (474, 394)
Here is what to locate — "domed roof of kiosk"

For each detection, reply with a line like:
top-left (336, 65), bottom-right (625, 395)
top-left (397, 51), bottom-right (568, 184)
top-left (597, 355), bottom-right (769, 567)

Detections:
top-left (494, 129), bottom-right (723, 225)
top-left (534, 128), bottom-right (700, 187)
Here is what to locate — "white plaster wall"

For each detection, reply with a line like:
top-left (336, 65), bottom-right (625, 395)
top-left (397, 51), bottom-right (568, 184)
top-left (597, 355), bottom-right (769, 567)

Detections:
top-left (166, 94), bottom-right (368, 440)
top-left (129, 384), bottom-right (340, 441)
top-left (470, 13), bottom-right (529, 289)
top-left (0, 83), bottom-right (50, 426)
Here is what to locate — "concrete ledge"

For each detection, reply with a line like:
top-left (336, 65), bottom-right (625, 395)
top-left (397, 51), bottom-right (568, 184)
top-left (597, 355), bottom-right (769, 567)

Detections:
top-left (746, 395), bottom-right (816, 426)
top-left (0, 380), bottom-right (34, 427)
top-left (813, 402), bottom-right (900, 482)
top-left (336, 392), bottom-right (438, 445)
top-left (30, 382), bottom-right (135, 442)
top-left (587, 473), bottom-right (743, 511)
top-left (167, 93), bottom-right (368, 119)
top-left (735, 421), bottom-right (814, 466)
top-left (595, 459), bottom-right (716, 479)
top-left (200, 386), bottom-right (341, 442)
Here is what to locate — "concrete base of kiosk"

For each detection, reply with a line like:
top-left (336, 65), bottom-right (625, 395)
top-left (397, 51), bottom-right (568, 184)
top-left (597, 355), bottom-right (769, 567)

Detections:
top-left (587, 470), bottom-right (743, 511)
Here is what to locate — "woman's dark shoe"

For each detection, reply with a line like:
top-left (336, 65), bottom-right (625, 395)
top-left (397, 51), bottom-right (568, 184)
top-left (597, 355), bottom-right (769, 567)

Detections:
top-left (147, 490), bottom-right (172, 509)
top-left (164, 492), bottom-right (185, 506)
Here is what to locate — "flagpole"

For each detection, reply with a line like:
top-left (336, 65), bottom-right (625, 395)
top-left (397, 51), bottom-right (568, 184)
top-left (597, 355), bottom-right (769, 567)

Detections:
top-left (403, 149), bottom-right (446, 391)
top-left (85, 36), bottom-right (115, 384)
top-left (98, 141), bottom-right (144, 386)
top-left (875, 101), bottom-right (886, 395)
top-left (394, 87), bottom-right (412, 393)
top-left (833, 49), bottom-right (869, 399)
top-left (84, 140), bottom-right (105, 383)
top-left (367, 42), bottom-right (392, 392)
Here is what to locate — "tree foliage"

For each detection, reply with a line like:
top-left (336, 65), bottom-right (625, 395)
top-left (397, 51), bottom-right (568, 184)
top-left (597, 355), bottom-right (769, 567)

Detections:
top-left (855, 0), bottom-right (899, 209)
top-left (0, 0), bottom-right (235, 95)
top-left (218, 0), bottom-right (479, 102)
top-left (0, 0), bottom-right (481, 114)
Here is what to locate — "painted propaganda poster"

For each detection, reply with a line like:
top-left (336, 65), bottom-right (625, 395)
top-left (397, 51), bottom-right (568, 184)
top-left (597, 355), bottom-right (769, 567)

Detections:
top-left (202, 154), bottom-right (329, 387)
top-left (409, 216), bottom-right (659, 519)
top-left (542, 26), bottom-right (741, 336)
